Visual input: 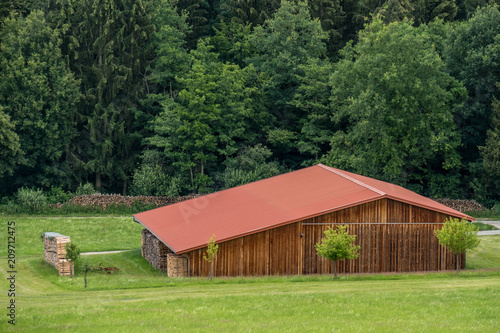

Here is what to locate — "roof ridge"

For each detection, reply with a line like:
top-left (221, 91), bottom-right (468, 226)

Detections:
top-left (317, 164), bottom-right (386, 196)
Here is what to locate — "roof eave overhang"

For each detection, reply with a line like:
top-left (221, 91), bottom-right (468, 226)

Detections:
top-left (133, 215), bottom-right (177, 254)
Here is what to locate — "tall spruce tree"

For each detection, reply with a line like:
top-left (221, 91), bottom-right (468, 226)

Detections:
top-left (220, 0), bottom-right (280, 26)
top-left (307, 0), bottom-right (346, 58)
top-left (51, 0), bottom-right (156, 192)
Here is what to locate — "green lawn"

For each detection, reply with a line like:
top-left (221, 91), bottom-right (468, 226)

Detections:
top-left (1, 216), bottom-right (499, 332)
top-left (0, 215), bottom-right (142, 256)
top-left (472, 222), bottom-right (498, 231)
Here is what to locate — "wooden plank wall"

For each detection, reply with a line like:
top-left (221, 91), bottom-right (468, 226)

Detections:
top-left (188, 199), bottom-right (464, 277)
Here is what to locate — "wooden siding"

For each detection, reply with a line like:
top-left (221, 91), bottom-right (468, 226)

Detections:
top-left (189, 199), bottom-right (464, 277)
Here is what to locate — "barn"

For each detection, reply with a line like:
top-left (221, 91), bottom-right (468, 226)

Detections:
top-left (133, 164), bottom-right (474, 277)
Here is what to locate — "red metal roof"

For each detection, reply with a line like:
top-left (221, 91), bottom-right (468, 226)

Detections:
top-left (134, 164), bottom-right (474, 254)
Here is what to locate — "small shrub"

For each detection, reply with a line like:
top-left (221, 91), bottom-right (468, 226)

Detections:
top-left (130, 165), bottom-right (181, 196)
top-left (47, 186), bottom-right (74, 204)
top-left (75, 183), bottom-right (98, 196)
top-left (16, 187), bottom-right (48, 213)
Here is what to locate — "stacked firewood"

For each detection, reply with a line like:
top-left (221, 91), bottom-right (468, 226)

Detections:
top-left (63, 194), bottom-right (199, 210)
top-left (435, 199), bottom-right (485, 212)
top-left (42, 233), bottom-right (74, 276)
top-left (167, 253), bottom-right (189, 278)
top-left (141, 229), bottom-right (172, 270)
top-left (58, 259), bottom-right (73, 276)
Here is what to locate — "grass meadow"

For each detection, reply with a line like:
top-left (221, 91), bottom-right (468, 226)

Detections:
top-left (1, 215), bottom-right (500, 332)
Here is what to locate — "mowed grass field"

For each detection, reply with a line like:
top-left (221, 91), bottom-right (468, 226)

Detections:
top-left (1, 215), bottom-right (500, 332)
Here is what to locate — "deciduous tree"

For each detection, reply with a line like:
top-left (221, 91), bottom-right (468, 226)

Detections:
top-left (444, 5), bottom-right (500, 197)
top-left (0, 11), bottom-right (80, 191)
top-left (249, 1), bottom-right (327, 163)
top-left (315, 225), bottom-right (360, 279)
top-left (434, 217), bottom-right (480, 272)
top-left (479, 94), bottom-right (500, 201)
top-left (149, 41), bottom-right (267, 192)
top-left (0, 107), bottom-right (21, 177)
top-left (203, 234), bottom-right (218, 280)
top-left (291, 58), bottom-right (334, 161)
top-left (325, 18), bottom-right (465, 196)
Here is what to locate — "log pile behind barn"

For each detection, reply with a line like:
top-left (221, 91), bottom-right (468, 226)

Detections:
top-left (141, 229), bottom-right (189, 277)
top-left (63, 194), bottom-right (200, 210)
top-left (166, 253), bottom-right (189, 278)
top-left (435, 199), bottom-right (485, 213)
top-left (42, 233), bottom-right (74, 276)
top-left (141, 229), bottom-right (172, 270)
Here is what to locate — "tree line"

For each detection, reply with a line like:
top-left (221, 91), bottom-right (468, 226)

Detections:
top-left (0, 0), bottom-right (499, 206)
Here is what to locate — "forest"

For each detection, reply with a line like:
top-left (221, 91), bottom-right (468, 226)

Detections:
top-left (0, 0), bottom-right (499, 206)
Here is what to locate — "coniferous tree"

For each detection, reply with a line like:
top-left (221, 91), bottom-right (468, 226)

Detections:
top-left (412, 0), bottom-right (458, 25)
top-left (51, 0), bottom-right (156, 192)
top-left (220, 0), bottom-right (280, 27)
top-left (177, 0), bottom-right (219, 48)
top-left (307, 0), bottom-right (346, 58)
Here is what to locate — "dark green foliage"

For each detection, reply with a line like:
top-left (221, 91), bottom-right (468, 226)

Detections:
top-left (149, 40), bottom-right (267, 192)
top-left (220, 144), bottom-right (282, 188)
top-left (291, 58), bottom-right (335, 162)
top-left (46, 186), bottom-right (74, 204)
top-left (0, 0), bottom-right (34, 25)
top-left (249, 1), bottom-right (327, 164)
top-left (51, 0), bottom-right (156, 193)
top-left (220, 0), bottom-right (280, 27)
top-left (325, 19), bottom-right (465, 194)
top-left (148, 0), bottom-right (190, 97)
top-left (444, 5), bottom-right (500, 186)
top-left (481, 96), bottom-right (500, 176)
top-left (1, 0), bottom-right (500, 204)
top-left (0, 11), bottom-right (80, 191)
top-left (75, 183), bottom-right (98, 196)
top-left (307, 0), bottom-right (346, 58)
top-left (209, 20), bottom-right (252, 66)
top-left (177, 0), bottom-right (218, 48)
top-left (130, 151), bottom-right (181, 196)
top-left (479, 95), bottom-right (500, 202)
top-left (412, 0), bottom-right (458, 25)
top-left (0, 107), bottom-right (21, 176)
